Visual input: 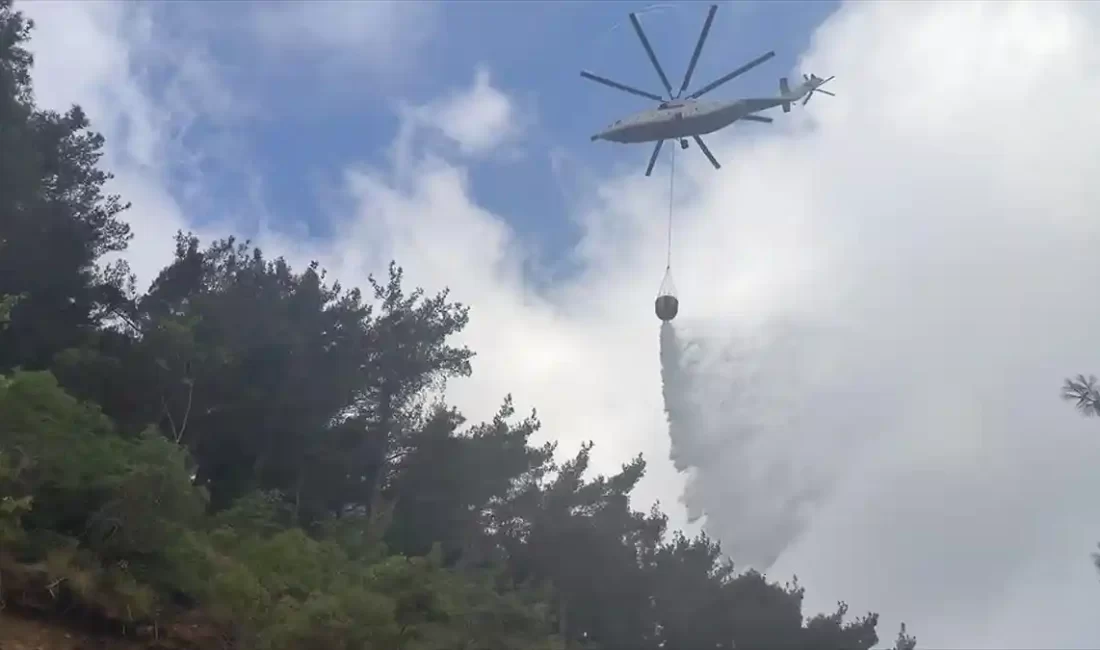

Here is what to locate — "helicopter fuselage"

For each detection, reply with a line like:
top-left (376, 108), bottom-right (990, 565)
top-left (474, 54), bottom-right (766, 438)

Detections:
top-left (592, 97), bottom-right (782, 144)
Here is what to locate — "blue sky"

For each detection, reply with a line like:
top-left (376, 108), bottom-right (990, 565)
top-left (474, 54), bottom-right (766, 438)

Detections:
top-left (151, 0), bottom-right (838, 274)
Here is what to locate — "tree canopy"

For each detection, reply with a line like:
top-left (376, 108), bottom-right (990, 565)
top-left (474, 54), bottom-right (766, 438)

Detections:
top-left (0, 2), bottom-right (913, 648)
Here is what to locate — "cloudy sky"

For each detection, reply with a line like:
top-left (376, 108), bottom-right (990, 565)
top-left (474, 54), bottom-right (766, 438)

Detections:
top-left (16, 0), bottom-right (1100, 647)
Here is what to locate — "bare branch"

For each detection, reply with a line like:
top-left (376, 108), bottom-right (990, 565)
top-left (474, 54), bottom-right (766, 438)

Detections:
top-left (175, 378), bottom-right (194, 444)
top-left (160, 394), bottom-right (179, 439)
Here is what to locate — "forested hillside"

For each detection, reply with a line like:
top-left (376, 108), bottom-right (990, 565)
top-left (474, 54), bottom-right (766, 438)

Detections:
top-left (0, 3), bottom-right (914, 648)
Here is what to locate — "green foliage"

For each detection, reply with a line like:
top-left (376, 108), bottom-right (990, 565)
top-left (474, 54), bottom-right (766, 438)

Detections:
top-left (0, 370), bottom-right (123, 537)
top-left (0, 370), bottom-right (205, 621)
top-left (0, 449), bottom-right (33, 547)
top-left (197, 520), bottom-right (560, 649)
top-left (0, 5), bottom-right (909, 650)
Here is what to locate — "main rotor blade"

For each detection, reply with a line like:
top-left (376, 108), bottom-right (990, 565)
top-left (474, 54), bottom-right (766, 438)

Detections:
top-left (678, 4), bottom-right (718, 98)
top-left (692, 135), bottom-right (721, 170)
top-left (645, 140), bottom-right (665, 177)
top-left (740, 114), bottom-right (773, 123)
top-left (802, 92), bottom-right (813, 106)
top-left (816, 89), bottom-right (836, 97)
top-left (580, 71), bottom-right (666, 102)
top-left (629, 12), bottom-right (674, 98)
top-left (687, 51), bottom-right (776, 100)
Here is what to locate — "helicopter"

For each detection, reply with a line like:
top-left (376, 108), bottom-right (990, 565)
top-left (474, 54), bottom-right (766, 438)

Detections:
top-left (582, 4), bottom-right (835, 176)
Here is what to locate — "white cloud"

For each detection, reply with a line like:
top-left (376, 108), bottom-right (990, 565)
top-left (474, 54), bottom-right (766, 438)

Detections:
top-left (385, 66), bottom-right (527, 171)
top-left (250, 1), bottom-right (436, 79)
top-left (21, 0), bottom-right (1100, 647)
top-left (410, 66), bottom-right (522, 157)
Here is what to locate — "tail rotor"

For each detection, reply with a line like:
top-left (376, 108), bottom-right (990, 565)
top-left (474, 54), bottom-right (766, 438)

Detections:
top-left (801, 73), bottom-right (836, 106)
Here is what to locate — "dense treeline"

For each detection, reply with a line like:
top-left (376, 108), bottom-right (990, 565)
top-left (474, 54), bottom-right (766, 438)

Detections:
top-left (0, 3), bottom-right (916, 648)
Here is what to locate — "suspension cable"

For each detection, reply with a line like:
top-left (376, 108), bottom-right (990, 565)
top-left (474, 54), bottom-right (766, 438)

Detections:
top-left (666, 142), bottom-right (677, 270)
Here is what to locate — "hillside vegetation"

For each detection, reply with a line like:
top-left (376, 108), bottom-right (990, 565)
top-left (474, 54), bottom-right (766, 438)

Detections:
top-left (0, 2), bottom-right (915, 648)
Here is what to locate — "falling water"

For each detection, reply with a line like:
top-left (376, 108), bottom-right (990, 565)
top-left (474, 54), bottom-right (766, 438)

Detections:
top-left (658, 319), bottom-right (866, 572)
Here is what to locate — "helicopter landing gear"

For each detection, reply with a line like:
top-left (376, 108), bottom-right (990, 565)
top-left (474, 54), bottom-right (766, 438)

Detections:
top-left (680, 139), bottom-right (689, 150)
